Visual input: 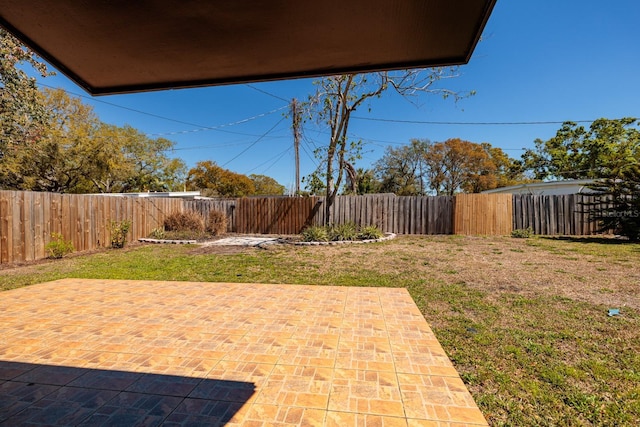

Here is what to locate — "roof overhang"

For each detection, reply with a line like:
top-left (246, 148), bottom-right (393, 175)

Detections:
top-left (0, 0), bottom-right (496, 95)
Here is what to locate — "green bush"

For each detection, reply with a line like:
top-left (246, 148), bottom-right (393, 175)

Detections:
top-left (359, 225), bottom-right (383, 240)
top-left (148, 227), bottom-right (166, 239)
top-left (110, 219), bottom-right (131, 248)
top-left (329, 222), bottom-right (359, 241)
top-left (301, 225), bottom-right (329, 242)
top-left (164, 211), bottom-right (204, 233)
top-left (45, 233), bottom-right (74, 259)
top-left (511, 227), bottom-right (533, 238)
top-left (206, 210), bottom-right (228, 236)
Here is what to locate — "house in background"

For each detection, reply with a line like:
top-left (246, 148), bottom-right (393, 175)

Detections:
top-left (481, 179), bottom-right (596, 196)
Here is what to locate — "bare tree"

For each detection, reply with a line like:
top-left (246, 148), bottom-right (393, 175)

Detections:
top-left (305, 69), bottom-right (470, 223)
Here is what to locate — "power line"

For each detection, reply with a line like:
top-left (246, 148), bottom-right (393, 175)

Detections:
top-left (351, 116), bottom-right (603, 125)
top-left (38, 83), bottom-right (210, 128)
top-left (245, 84), bottom-right (290, 103)
top-left (221, 117), bottom-right (287, 168)
top-left (37, 82), bottom-right (288, 138)
top-left (147, 105), bottom-right (289, 136)
top-left (246, 146), bottom-right (292, 173)
top-left (261, 148), bottom-right (292, 174)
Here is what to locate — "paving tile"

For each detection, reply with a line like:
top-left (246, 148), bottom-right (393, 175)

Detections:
top-left (78, 391), bottom-right (183, 426)
top-left (255, 365), bottom-right (333, 408)
top-left (0, 381), bottom-right (60, 422)
top-left (125, 373), bottom-right (201, 397)
top-left (241, 404), bottom-right (326, 426)
top-left (325, 411), bottom-right (408, 427)
top-left (68, 369), bottom-right (142, 391)
top-left (0, 279), bottom-right (487, 425)
top-left (397, 374), bottom-right (487, 425)
top-left (5, 386), bottom-right (118, 425)
top-left (336, 338), bottom-right (395, 372)
top-left (328, 369), bottom-right (405, 417)
top-left (13, 364), bottom-right (89, 386)
top-left (164, 397), bottom-right (247, 426)
top-left (0, 361), bottom-right (35, 380)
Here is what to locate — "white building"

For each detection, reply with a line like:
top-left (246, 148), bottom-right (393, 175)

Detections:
top-left (481, 179), bottom-right (596, 196)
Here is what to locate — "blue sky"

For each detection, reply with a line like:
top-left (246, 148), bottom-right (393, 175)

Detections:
top-left (33, 0), bottom-right (640, 191)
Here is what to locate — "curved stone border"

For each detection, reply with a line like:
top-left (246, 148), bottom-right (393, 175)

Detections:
top-left (138, 238), bottom-right (197, 245)
top-left (293, 232), bottom-right (396, 246)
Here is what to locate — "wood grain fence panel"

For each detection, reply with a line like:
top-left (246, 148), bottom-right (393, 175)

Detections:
top-left (0, 192), bottom-right (12, 263)
top-left (11, 192), bottom-right (24, 262)
top-left (22, 192), bottom-right (35, 261)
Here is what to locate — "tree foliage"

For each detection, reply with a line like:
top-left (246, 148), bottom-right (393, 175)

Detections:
top-left (0, 28), bottom-right (52, 160)
top-left (374, 140), bottom-right (426, 195)
top-left (522, 118), bottom-right (640, 180)
top-left (305, 69), bottom-right (471, 223)
top-left (587, 166), bottom-right (640, 241)
top-left (249, 174), bottom-right (285, 195)
top-left (0, 88), bottom-right (185, 193)
top-left (186, 161), bottom-right (255, 197)
top-left (373, 138), bottom-right (525, 196)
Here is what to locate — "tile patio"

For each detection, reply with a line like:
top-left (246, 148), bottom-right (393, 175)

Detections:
top-left (0, 279), bottom-right (487, 426)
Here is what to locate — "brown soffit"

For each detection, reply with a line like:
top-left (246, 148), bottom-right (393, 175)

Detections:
top-left (0, 0), bottom-right (496, 95)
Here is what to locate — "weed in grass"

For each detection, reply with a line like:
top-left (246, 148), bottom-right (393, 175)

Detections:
top-left (45, 233), bottom-right (74, 259)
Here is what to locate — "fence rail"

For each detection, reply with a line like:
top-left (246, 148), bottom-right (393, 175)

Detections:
top-left (0, 191), bottom-right (615, 265)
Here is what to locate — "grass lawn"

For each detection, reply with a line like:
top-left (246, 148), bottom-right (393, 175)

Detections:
top-left (1, 235), bottom-right (639, 426)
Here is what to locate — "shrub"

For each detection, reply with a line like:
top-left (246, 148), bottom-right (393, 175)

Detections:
top-left (330, 222), bottom-right (358, 241)
top-left (148, 227), bottom-right (166, 239)
top-left (164, 211), bottom-right (204, 233)
top-left (110, 219), bottom-right (131, 248)
top-left (301, 225), bottom-right (329, 242)
top-left (206, 210), bottom-right (228, 236)
top-left (359, 225), bottom-right (383, 240)
top-left (511, 227), bottom-right (533, 238)
top-left (45, 233), bottom-right (74, 259)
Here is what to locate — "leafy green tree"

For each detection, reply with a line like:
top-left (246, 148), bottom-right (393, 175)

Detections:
top-left (0, 28), bottom-right (52, 161)
top-left (0, 88), bottom-right (185, 193)
top-left (89, 123), bottom-right (185, 193)
top-left (587, 166), bottom-right (640, 241)
top-left (522, 118), bottom-right (640, 180)
top-left (249, 174), bottom-right (285, 195)
top-left (350, 168), bottom-right (380, 195)
top-left (423, 139), bottom-right (520, 195)
top-left (187, 161), bottom-right (255, 197)
top-left (0, 88), bottom-right (102, 192)
top-left (302, 172), bottom-right (326, 196)
top-left (374, 140), bottom-right (427, 195)
top-left (306, 69), bottom-right (470, 223)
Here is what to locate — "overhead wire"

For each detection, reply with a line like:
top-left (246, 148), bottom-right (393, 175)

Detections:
top-left (351, 116), bottom-right (604, 125)
top-left (37, 82), bottom-right (289, 138)
top-left (245, 84), bottom-right (290, 103)
top-left (220, 117), bottom-right (287, 168)
top-left (245, 146), bottom-right (293, 173)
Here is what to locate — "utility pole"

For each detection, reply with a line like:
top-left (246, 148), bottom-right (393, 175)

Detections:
top-left (291, 98), bottom-right (301, 196)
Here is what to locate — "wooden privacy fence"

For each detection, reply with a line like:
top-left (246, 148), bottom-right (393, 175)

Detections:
top-left (190, 194), bottom-right (455, 235)
top-left (0, 191), bottom-right (182, 264)
top-left (186, 197), bottom-right (320, 234)
top-left (0, 191), bottom-right (615, 265)
top-left (454, 194), bottom-right (513, 235)
top-left (512, 194), bottom-right (608, 235)
top-left (315, 194), bottom-right (454, 234)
